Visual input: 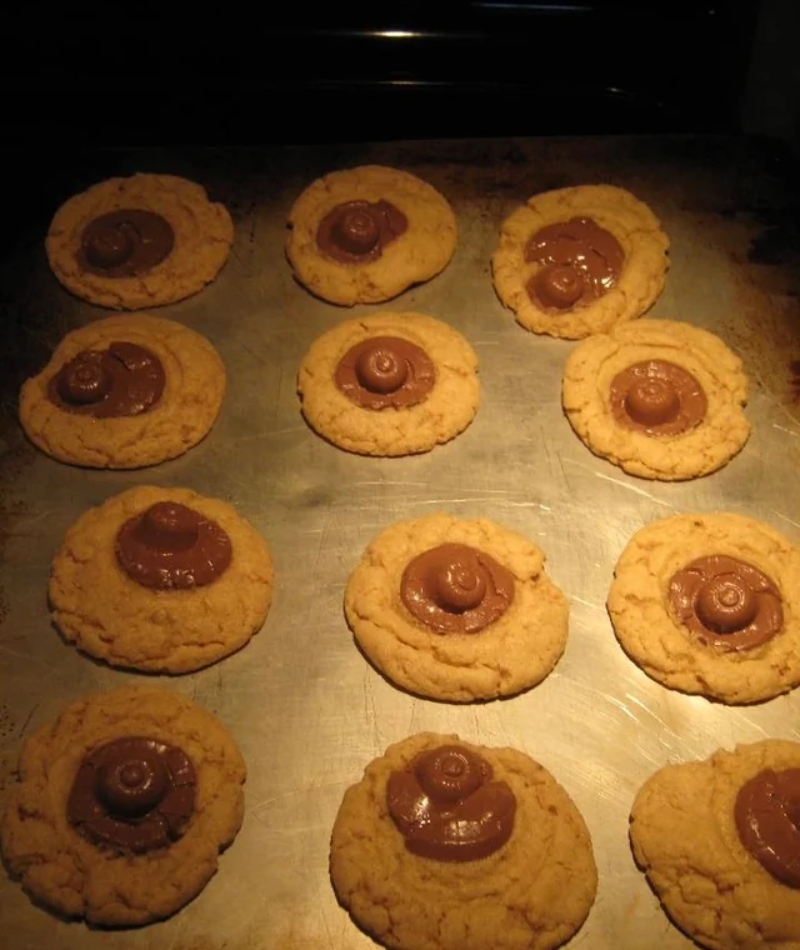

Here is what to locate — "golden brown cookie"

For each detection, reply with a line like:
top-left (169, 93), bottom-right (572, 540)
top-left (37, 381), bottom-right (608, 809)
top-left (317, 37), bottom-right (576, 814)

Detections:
top-left (298, 311), bottom-right (479, 456)
top-left (630, 740), bottom-right (800, 950)
top-left (46, 173), bottom-right (234, 309)
top-left (607, 512), bottom-right (800, 703)
top-left (49, 486), bottom-right (274, 674)
top-left (286, 165), bottom-right (457, 306)
top-left (19, 314), bottom-right (226, 469)
top-left (562, 319), bottom-right (750, 480)
top-left (1, 685), bottom-right (245, 927)
top-left (331, 732), bottom-right (597, 950)
top-left (344, 514), bottom-right (569, 701)
top-left (492, 184), bottom-right (669, 339)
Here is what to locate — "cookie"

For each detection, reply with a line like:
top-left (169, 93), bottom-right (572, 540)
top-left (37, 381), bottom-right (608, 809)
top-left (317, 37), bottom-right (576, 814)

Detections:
top-left (607, 512), bottom-right (800, 703)
top-left (49, 485), bottom-right (274, 674)
top-left (19, 313), bottom-right (226, 469)
top-left (1, 685), bottom-right (245, 927)
top-left (45, 173), bottom-right (234, 309)
top-left (630, 740), bottom-right (800, 950)
top-left (492, 184), bottom-right (669, 339)
top-left (344, 513), bottom-right (569, 701)
top-left (298, 311), bottom-right (479, 456)
top-left (286, 165), bottom-right (457, 306)
top-left (562, 318), bottom-right (750, 480)
top-left (330, 732), bottom-right (597, 950)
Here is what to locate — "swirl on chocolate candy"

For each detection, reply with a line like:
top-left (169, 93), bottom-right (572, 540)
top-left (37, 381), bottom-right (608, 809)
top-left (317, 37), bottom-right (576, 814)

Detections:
top-left (667, 555), bottom-right (783, 651)
top-left (401, 543), bottom-right (515, 634)
top-left (79, 209), bottom-right (175, 278)
top-left (610, 359), bottom-right (707, 436)
top-left (47, 341), bottom-right (166, 418)
top-left (316, 199), bottom-right (408, 265)
top-left (67, 736), bottom-right (196, 853)
top-left (335, 336), bottom-right (435, 410)
top-left (116, 501), bottom-right (232, 590)
top-left (524, 217), bottom-right (624, 311)
top-left (387, 745), bottom-right (516, 862)
top-left (735, 768), bottom-right (800, 888)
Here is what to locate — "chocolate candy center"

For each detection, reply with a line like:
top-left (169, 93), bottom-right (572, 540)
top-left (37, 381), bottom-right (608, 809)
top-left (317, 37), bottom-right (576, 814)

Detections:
top-left (400, 543), bottom-right (515, 634)
top-left (610, 359), bottom-right (707, 436)
top-left (524, 216), bottom-right (624, 312)
top-left (316, 199), bottom-right (408, 264)
top-left (335, 335), bottom-right (435, 410)
top-left (47, 342), bottom-right (165, 418)
top-left (80, 209), bottom-right (175, 278)
top-left (116, 501), bottom-right (232, 590)
top-left (735, 768), bottom-right (800, 888)
top-left (387, 744), bottom-right (516, 862)
top-left (67, 736), bottom-right (196, 853)
top-left (667, 554), bottom-right (783, 651)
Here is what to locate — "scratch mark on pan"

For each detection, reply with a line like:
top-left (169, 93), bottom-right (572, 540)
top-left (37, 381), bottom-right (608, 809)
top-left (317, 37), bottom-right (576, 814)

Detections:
top-left (562, 459), bottom-right (676, 507)
top-left (772, 423), bottom-right (800, 439)
top-left (570, 596), bottom-right (605, 612)
top-left (767, 509), bottom-right (800, 531)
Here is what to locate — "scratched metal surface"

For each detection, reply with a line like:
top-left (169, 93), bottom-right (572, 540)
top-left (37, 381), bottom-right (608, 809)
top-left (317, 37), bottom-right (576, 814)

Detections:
top-left (1, 137), bottom-right (799, 950)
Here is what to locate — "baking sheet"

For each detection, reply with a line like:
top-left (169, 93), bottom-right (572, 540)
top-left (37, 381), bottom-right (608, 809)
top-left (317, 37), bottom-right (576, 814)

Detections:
top-left (1, 136), bottom-right (799, 950)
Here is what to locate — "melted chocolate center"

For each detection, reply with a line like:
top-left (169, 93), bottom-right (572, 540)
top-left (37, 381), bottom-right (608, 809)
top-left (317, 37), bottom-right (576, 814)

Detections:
top-left (116, 501), bottom-right (232, 590)
top-left (67, 736), bottom-right (196, 853)
top-left (316, 200), bottom-right (408, 264)
top-left (524, 217), bottom-right (624, 311)
top-left (79, 209), bottom-right (175, 278)
top-left (400, 543), bottom-right (515, 634)
top-left (610, 359), bottom-right (707, 435)
top-left (387, 745), bottom-right (516, 862)
top-left (335, 336), bottom-right (435, 410)
top-left (667, 555), bottom-right (783, 651)
top-left (48, 342), bottom-right (166, 418)
top-left (735, 768), bottom-right (800, 888)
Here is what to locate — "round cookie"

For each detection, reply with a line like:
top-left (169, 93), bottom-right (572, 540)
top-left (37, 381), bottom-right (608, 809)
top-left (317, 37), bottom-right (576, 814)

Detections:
top-left (562, 318), bottom-right (750, 480)
top-left (286, 165), bottom-right (457, 306)
top-left (19, 313), bottom-right (226, 469)
top-left (607, 512), bottom-right (800, 703)
top-left (630, 740), bottom-right (800, 950)
top-left (331, 732), bottom-right (597, 950)
top-left (344, 513), bottom-right (569, 701)
top-left (46, 173), bottom-right (234, 309)
top-left (492, 184), bottom-right (669, 339)
top-left (298, 311), bottom-right (479, 456)
top-left (49, 485), bottom-right (274, 674)
top-left (1, 685), bottom-right (245, 927)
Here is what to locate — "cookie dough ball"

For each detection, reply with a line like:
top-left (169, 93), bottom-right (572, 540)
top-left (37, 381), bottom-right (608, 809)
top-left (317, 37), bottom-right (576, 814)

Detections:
top-left (630, 740), bottom-right (800, 950)
top-left (607, 512), bottom-right (800, 704)
top-left (286, 165), bottom-right (457, 306)
top-left (331, 732), bottom-right (597, 950)
top-left (49, 486), bottom-right (274, 674)
top-left (562, 319), bottom-right (750, 480)
top-left (1, 685), bottom-right (245, 927)
top-left (344, 514), bottom-right (569, 701)
top-left (19, 314), bottom-right (226, 469)
top-left (45, 173), bottom-right (234, 309)
top-left (298, 311), bottom-right (479, 456)
top-left (492, 184), bottom-right (669, 339)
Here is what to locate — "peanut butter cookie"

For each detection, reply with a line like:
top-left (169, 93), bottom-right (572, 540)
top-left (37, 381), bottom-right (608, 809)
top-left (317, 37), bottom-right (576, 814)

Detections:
top-left (46, 173), bottom-right (234, 309)
top-left (630, 740), bottom-right (800, 950)
top-left (298, 311), bottom-right (479, 456)
top-left (331, 732), bottom-right (597, 950)
top-left (19, 313), bottom-right (226, 469)
top-left (49, 486), bottom-right (274, 674)
top-left (344, 513), bottom-right (569, 701)
top-left (607, 512), bottom-right (800, 703)
top-left (562, 318), bottom-right (750, 480)
top-left (1, 685), bottom-right (245, 927)
top-left (286, 165), bottom-right (457, 305)
top-left (492, 184), bottom-right (669, 339)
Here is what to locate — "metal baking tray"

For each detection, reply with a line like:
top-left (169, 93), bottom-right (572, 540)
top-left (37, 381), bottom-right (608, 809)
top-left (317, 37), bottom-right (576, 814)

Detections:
top-left (1, 136), bottom-right (799, 950)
